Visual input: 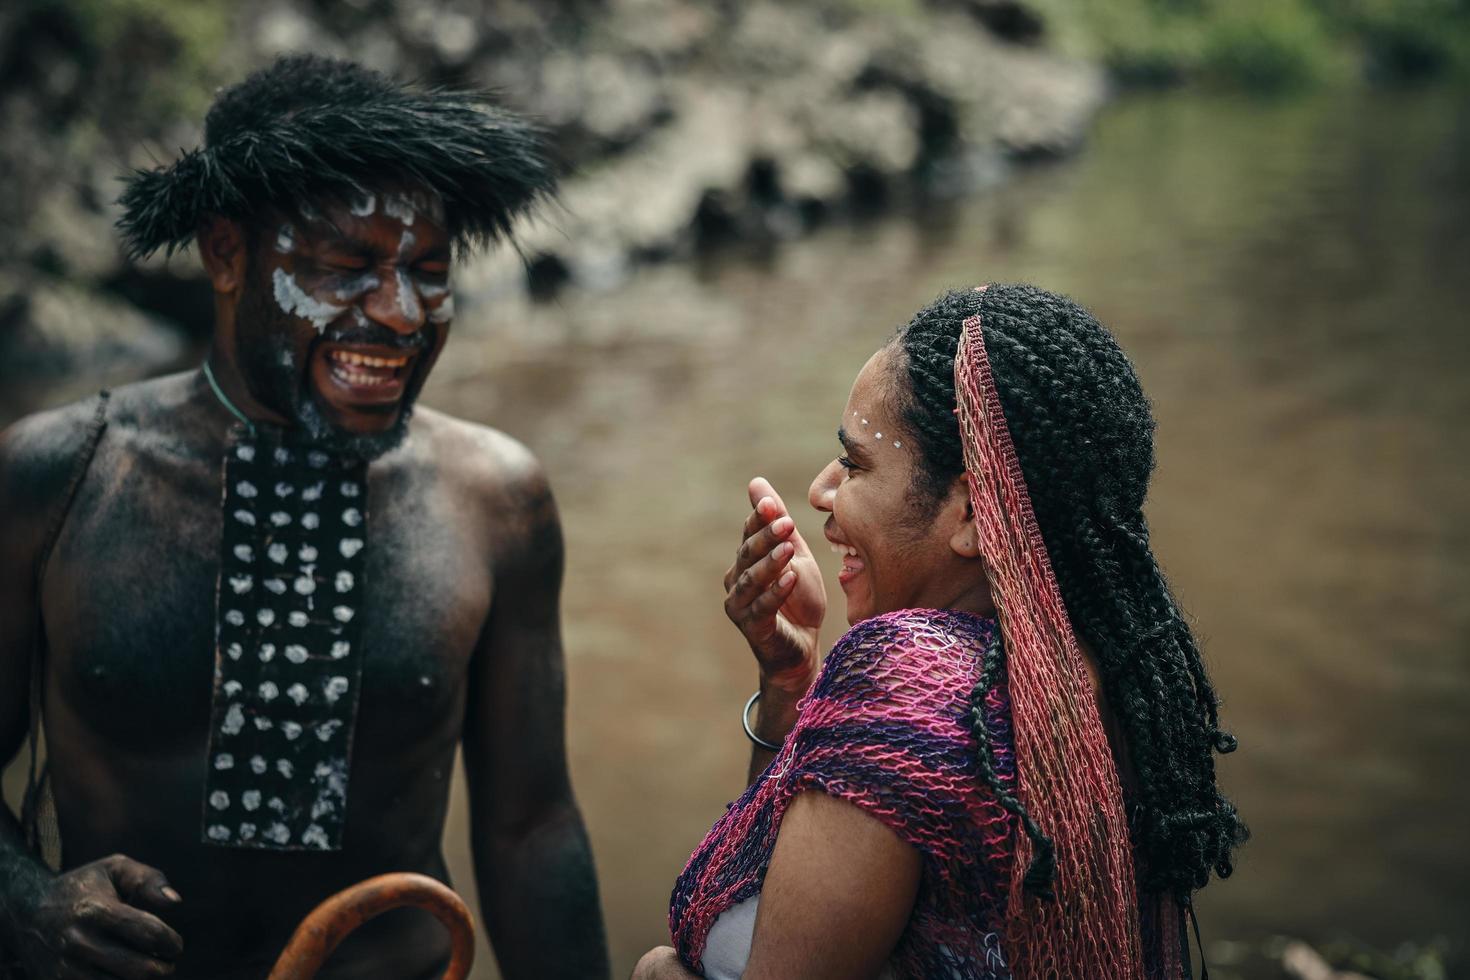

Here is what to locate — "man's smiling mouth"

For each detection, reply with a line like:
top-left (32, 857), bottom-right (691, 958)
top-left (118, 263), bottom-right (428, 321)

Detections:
top-left (324, 348), bottom-right (412, 389)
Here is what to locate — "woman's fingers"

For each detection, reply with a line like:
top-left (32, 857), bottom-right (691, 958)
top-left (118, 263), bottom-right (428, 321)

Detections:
top-left (726, 505), bottom-right (794, 590)
top-left (725, 540), bottom-right (796, 624)
top-left (747, 568), bottom-right (798, 621)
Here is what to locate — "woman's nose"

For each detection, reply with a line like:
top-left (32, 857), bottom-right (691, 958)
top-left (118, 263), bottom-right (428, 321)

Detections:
top-left (808, 460), bottom-right (840, 513)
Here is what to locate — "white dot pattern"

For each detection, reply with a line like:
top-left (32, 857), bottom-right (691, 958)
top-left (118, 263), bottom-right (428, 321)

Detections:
top-left (203, 434), bottom-right (367, 852)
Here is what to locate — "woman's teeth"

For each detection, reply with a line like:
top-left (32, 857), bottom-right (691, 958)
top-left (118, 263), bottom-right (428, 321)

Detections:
top-left (829, 543), bottom-right (859, 557)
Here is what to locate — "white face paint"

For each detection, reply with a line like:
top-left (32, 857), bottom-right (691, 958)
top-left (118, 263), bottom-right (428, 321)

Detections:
top-left (427, 294), bottom-right (454, 324)
top-left (349, 192), bottom-right (376, 217)
top-left (272, 268), bottom-right (347, 333)
top-left (395, 268), bottom-right (422, 323)
top-left (382, 192), bottom-right (418, 226)
top-left (276, 224), bottom-right (296, 254)
top-left (332, 273), bottom-right (381, 303)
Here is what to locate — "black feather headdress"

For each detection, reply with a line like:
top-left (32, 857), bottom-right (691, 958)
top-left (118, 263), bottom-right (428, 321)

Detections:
top-left (117, 55), bottom-right (557, 260)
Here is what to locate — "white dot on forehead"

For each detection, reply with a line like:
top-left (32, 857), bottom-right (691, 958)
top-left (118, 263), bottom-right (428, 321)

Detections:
top-left (894, 441), bottom-right (902, 448)
top-left (875, 433), bottom-right (883, 440)
top-left (861, 419), bottom-right (868, 426)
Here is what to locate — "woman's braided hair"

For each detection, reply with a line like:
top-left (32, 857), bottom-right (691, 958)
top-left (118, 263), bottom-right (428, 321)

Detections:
top-left (891, 284), bottom-right (1247, 900)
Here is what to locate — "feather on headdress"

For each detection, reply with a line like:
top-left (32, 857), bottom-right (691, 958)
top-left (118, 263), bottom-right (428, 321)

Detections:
top-left (117, 55), bottom-right (556, 260)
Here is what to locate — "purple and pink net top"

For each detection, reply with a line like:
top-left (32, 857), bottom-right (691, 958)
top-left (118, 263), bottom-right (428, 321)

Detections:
top-left (670, 608), bottom-right (1017, 979)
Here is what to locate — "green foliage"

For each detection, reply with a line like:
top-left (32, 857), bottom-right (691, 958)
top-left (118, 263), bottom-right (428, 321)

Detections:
top-left (42, 0), bottom-right (234, 125)
top-left (1201, 2), bottom-right (1336, 91)
top-left (1026, 0), bottom-right (1470, 90)
top-left (1327, 0), bottom-right (1470, 81)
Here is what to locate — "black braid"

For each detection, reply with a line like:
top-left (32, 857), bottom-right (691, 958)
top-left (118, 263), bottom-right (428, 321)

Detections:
top-left (968, 633), bottom-right (1056, 900)
top-left (894, 285), bottom-right (1247, 901)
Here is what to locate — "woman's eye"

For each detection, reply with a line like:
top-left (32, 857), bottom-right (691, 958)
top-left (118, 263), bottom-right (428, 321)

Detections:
top-left (837, 455), bottom-right (856, 471)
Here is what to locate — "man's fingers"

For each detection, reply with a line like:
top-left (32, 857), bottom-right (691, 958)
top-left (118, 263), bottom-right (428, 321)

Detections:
top-left (70, 929), bottom-right (174, 979)
top-left (55, 960), bottom-right (120, 980)
top-left (94, 903), bottom-right (183, 962)
top-left (103, 856), bottom-right (180, 914)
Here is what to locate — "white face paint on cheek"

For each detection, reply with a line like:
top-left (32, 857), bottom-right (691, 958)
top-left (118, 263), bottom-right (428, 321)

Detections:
top-left (427, 294), bottom-right (454, 324)
top-left (272, 268), bottom-right (348, 334)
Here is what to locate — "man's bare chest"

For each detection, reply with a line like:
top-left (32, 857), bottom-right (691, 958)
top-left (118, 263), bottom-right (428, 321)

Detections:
top-left (40, 448), bottom-right (494, 755)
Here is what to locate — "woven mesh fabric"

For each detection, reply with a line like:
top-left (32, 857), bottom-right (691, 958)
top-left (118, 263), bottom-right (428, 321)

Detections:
top-left (955, 309), bottom-right (1149, 978)
top-left (670, 609), bottom-right (1017, 978)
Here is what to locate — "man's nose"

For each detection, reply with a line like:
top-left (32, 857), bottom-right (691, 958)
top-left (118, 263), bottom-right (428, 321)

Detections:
top-left (361, 269), bottom-right (425, 335)
top-left (809, 459), bottom-right (840, 513)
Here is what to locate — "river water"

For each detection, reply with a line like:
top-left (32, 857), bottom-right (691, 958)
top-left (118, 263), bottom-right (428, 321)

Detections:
top-left (7, 86), bottom-right (1470, 976)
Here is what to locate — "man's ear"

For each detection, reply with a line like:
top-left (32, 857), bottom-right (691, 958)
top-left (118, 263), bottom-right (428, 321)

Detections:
top-left (197, 216), bottom-right (249, 294)
top-left (947, 478), bottom-right (982, 558)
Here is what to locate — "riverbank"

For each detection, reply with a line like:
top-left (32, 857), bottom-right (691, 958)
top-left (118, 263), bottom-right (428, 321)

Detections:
top-left (5, 0), bottom-right (1467, 389)
top-left (0, 0), bottom-right (1106, 386)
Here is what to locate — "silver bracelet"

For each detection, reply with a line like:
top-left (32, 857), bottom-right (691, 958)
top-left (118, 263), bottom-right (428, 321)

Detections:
top-left (742, 691), bottom-right (784, 751)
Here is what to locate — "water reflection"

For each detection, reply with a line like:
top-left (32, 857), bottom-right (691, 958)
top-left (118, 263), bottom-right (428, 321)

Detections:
top-left (432, 86), bottom-right (1469, 976)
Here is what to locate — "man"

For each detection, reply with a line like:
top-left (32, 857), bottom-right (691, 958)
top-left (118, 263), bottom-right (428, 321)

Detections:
top-left (0, 55), bottom-right (609, 979)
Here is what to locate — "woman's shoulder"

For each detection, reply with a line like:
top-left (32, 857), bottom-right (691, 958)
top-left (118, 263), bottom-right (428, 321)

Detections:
top-left (813, 607), bottom-right (1001, 709)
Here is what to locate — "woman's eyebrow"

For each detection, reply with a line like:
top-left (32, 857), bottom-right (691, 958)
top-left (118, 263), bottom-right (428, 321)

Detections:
top-left (837, 426), bottom-right (872, 461)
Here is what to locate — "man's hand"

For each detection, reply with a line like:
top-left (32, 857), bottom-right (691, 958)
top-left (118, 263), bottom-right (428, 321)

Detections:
top-left (723, 477), bottom-right (826, 695)
top-left (10, 854), bottom-right (182, 979)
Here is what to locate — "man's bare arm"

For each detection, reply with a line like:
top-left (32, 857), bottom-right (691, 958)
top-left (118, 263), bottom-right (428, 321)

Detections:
top-left (0, 409), bottom-right (184, 979)
top-left (461, 441), bottom-right (609, 980)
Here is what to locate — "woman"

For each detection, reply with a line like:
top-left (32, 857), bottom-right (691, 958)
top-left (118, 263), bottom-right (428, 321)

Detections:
top-left (634, 285), bottom-right (1246, 979)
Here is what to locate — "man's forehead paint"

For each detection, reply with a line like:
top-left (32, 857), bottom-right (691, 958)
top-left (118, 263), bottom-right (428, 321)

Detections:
top-left (381, 190), bottom-right (446, 228)
top-left (273, 268), bottom-right (347, 334)
top-left (382, 193), bottom-right (417, 226)
top-left (276, 224), bottom-right (296, 254)
top-left (349, 192), bottom-right (376, 218)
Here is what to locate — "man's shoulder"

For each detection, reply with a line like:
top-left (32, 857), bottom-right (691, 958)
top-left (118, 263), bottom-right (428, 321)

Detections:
top-left (408, 406), bottom-right (547, 497)
top-left (0, 373), bottom-right (196, 509)
top-left (0, 395), bottom-right (108, 510)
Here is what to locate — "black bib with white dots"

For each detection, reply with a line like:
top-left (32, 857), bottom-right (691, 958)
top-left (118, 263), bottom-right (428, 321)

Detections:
top-left (200, 429), bottom-right (369, 851)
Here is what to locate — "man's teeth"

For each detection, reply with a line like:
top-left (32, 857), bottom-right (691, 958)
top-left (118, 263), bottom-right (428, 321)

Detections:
top-left (329, 351), bottom-right (408, 369)
top-left (334, 367), bottom-right (390, 387)
top-left (829, 543), bottom-right (859, 557)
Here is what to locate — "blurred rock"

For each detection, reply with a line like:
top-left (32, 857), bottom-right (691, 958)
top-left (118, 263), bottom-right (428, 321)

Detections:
top-left (1, 0), bottom-right (1107, 362)
top-left (0, 277), bottom-right (186, 381)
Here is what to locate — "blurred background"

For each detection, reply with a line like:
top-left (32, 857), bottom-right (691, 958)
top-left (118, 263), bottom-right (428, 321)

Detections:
top-left (3, 1), bottom-right (1469, 977)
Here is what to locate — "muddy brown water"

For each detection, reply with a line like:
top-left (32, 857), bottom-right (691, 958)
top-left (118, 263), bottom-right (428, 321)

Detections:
top-left (6, 87), bottom-right (1469, 976)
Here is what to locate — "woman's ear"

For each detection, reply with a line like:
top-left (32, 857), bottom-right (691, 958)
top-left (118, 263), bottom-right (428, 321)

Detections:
top-left (197, 215), bottom-right (249, 294)
top-left (947, 480), bottom-right (982, 558)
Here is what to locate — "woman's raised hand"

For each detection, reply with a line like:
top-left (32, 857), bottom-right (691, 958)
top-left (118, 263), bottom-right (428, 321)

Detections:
top-left (723, 477), bottom-right (826, 695)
